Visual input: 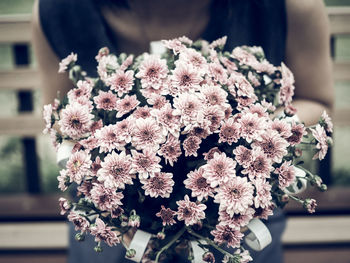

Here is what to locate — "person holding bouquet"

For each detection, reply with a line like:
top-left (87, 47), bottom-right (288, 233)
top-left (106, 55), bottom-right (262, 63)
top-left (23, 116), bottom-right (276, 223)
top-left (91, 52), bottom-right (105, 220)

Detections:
top-left (32, 0), bottom-right (333, 262)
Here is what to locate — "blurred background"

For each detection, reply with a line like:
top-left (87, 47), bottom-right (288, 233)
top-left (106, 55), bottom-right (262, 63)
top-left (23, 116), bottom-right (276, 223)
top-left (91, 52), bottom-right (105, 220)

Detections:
top-left (0, 0), bottom-right (349, 263)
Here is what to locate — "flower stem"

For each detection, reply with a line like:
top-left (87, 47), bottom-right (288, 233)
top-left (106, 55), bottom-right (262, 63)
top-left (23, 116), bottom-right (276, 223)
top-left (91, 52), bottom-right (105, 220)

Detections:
top-left (155, 226), bottom-right (186, 263)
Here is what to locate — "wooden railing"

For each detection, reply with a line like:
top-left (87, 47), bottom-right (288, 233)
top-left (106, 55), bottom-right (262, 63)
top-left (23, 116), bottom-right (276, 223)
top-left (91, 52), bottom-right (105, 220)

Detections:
top-left (0, 7), bottom-right (350, 263)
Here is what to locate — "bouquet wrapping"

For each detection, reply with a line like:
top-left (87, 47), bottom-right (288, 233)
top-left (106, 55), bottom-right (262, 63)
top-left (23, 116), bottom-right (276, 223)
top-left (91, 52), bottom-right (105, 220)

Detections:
top-left (43, 36), bottom-right (333, 263)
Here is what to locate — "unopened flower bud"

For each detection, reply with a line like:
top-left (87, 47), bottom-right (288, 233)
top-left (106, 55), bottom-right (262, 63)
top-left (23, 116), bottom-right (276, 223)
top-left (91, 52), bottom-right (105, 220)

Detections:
top-left (75, 233), bottom-right (85, 241)
top-left (126, 249), bottom-right (136, 258)
top-left (94, 245), bottom-right (103, 253)
top-left (294, 148), bottom-right (303, 157)
top-left (281, 194), bottom-right (289, 203)
top-left (320, 184), bottom-right (327, 192)
top-left (303, 198), bottom-right (317, 213)
top-left (128, 214), bottom-right (141, 228)
top-left (203, 251), bottom-right (215, 262)
top-left (157, 232), bottom-right (166, 240)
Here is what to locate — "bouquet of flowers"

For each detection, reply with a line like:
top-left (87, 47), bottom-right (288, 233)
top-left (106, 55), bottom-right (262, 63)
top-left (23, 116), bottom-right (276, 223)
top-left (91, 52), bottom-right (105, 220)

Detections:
top-left (43, 36), bottom-right (333, 263)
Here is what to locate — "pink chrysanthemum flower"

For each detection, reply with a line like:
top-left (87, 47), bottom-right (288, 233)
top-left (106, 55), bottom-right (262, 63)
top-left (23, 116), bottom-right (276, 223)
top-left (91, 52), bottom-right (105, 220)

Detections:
top-left (67, 211), bottom-right (90, 232)
top-left (209, 36), bottom-right (227, 49)
top-left (67, 80), bottom-right (93, 103)
top-left (151, 104), bottom-right (181, 137)
top-left (248, 71), bottom-right (261, 87)
top-left (184, 168), bottom-right (215, 202)
top-left (233, 145), bottom-right (252, 168)
top-left (97, 151), bottom-right (134, 189)
top-left (304, 199), bottom-right (317, 214)
top-left (158, 135), bottom-right (182, 166)
top-left (130, 149), bottom-right (161, 179)
top-left (311, 124), bottom-right (329, 160)
top-left (173, 93), bottom-right (202, 124)
top-left (136, 54), bottom-right (168, 89)
top-left (57, 169), bottom-right (69, 191)
top-left (90, 218), bottom-right (120, 246)
top-left (203, 152), bottom-right (236, 188)
top-left (183, 135), bottom-right (202, 157)
top-left (188, 122), bottom-right (211, 139)
top-left (275, 160), bottom-right (296, 189)
top-left (171, 63), bottom-right (202, 93)
top-left (201, 85), bottom-right (228, 107)
top-left (208, 62), bottom-right (228, 84)
top-left (203, 147), bottom-right (222, 161)
top-left (90, 120), bottom-right (103, 135)
top-left (80, 137), bottom-right (99, 151)
top-left (242, 147), bottom-right (273, 180)
top-left (59, 102), bottom-right (93, 140)
top-left (77, 180), bottom-right (93, 198)
top-left (90, 183), bottom-right (124, 212)
top-left (211, 224), bottom-right (243, 249)
top-left (65, 150), bottom-right (92, 184)
top-left (179, 48), bottom-right (208, 74)
top-left (234, 249), bottom-right (253, 263)
top-left (271, 119), bottom-right (292, 139)
top-left (176, 195), bottom-right (207, 226)
top-left (141, 172), bottom-right (174, 198)
top-left (203, 105), bottom-right (225, 132)
top-left (287, 122), bottom-right (307, 146)
top-left (108, 70), bottom-right (134, 97)
top-left (219, 118), bottom-right (241, 145)
top-left (58, 197), bottom-right (71, 215)
top-left (244, 103), bottom-right (268, 118)
top-left (321, 110), bottom-right (333, 133)
top-left (253, 131), bottom-right (288, 163)
top-left (94, 125), bottom-right (125, 153)
top-left (162, 39), bottom-right (185, 55)
top-left (218, 208), bottom-right (255, 228)
top-left (115, 118), bottom-right (132, 143)
top-left (146, 94), bottom-right (168, 109)
top-left (43, 104), bottom-right (53, 134)
top-left (231, 47), bottom-right (258, 67)
top-left (253, 178), bottom-right (272, 209)
top-left (214, 176), bottom-right (254, 216)
top-left (91, 156), bottom-right (102, 176)
top-left (58, 52), bottom-right (77, 73)
top-left (238, 113), bottom-right (266, 143)
top-left (116, 95), bottom-right (140, 118)
top-left (93, 90), bottom-right (118, 111)
top-left (131, 117), bottom-right (166, 151)
top-left (156, 205), bottom-right (176, 226)
top-left (133, 106), bottom-right (152, 119)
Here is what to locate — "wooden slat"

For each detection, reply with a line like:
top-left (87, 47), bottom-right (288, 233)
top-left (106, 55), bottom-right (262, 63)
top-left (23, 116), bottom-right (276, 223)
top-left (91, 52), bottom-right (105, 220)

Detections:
top-left (0, 114), bottom-right (44, 136)
top-left (284, 248), bottom-right (350, 263)
top-left (0, 14), bottom-right (31, 43)
top-left (0, 254), bottom-right (66, 263)
top-left (333, 61), bottom-right (350, 81)
top-left (0, 68), bottom-right (39, 90)
top-left (328, 7), bottom-right (350, 35)
top-left (0, 194), bottom-right (64, 219)
top-left (0, 222), bottom-right (68, 249)
top-left (282, 216), bottom-right (350, 244)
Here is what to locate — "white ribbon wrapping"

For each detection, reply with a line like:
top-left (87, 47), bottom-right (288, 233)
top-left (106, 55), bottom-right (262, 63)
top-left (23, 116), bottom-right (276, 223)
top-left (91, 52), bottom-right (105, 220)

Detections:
top-left (284, 166), bottom-right (308, 195)
top-left (150, 41), bottom-right (166, 55)
top-left (190, 240), bottom-right (206, 263)
top-left (56, 140), bottom-right (75, 168)
top-left (245, 218), bottom-right (272, 251)
top-left (127, 230), bottom-right (153, 262)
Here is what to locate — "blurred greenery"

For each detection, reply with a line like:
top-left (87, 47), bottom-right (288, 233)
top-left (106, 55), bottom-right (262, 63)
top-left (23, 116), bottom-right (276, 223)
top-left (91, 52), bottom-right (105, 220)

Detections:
top-left (0, 0), bottom-right (349, 195)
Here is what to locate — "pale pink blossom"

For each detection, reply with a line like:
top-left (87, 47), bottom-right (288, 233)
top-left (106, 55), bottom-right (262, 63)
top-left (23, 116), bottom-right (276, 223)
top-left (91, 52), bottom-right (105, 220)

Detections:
top-left (219, 118), bottom-right (241, 145)
top-left (211, 224), bottom-right (243, 249)
top-left (245, 103), bottom-right (268, 118)
top-left (115, 118), bottom-right (132, 143)
top-left (179, 48), bottom-right (208, 74)
top-left (158, 135), bottom-right (182, 166)
top-left (90, 218), bottom-right (120, 246)
top-left (116, 95), bottom-right (140, 118)
top-left (184, 167), bottom-right (215, 201)
top-left (156, 205), bottom-right (176, 226)
top-left (58, 52), bottom-right (77, 73)
top-left (203, 147), bottom-right (222, 161)
top-left (215, 176), bottom-right (254, 216)
top-left (90, 183), bottom-right (124, 212)
top-left (248, 71), bottom-right (261, 87)
top-left (176, 195), bottom-right (206, 226)
top-left (108, 70), bottom-right (134, 97)
top-left (271, 119), bottom-right (292, 139)
top-left (201, 85), bottom-right (228, 107)
top-left (120, 55), bottom-right (134, 71)
top-left (242, 147), bottom-right (272, 179)
top-left (133, 106), bottom-right (151, 119)
top-left (136, 54), bottom-right (168, 89)
top-left (90, 120), bottom-right (103, 135)
top-left (141, 172), bottom-right (174, 198)
top-left (311, 124), bottom-right (329, 160)
top-left (233, 145), bottom-right (252, 168)
top-left (94, 125), bottom-right (125, 153)
top-left (253, 131), bottom-right (288, 163)
top-left (151, 104), bottom-right (181, 136)
top-left (95, 47), bottom-right (110, 62)
top-left (97, 151), bottom-right (134, 189)
top-left (67, 80), bottom-right (93, 103)
top-left (162, 39), bottom-right (185, 55)
top-left (94, 90), bottom-right (118, 111)
top-left (253, 178), bottom-right (272, 209)
top-left (59, 102), bottom-right (93, 140)
top-left (231, 47), bottom-right (258, 67)
top-left (304, 199), bottom-right (317, 213)
top-left (97, 54), bottom-right (119, 81)
top-left (183, 136), bottom-right (202, 157)
top-left (67, 211), bottom-right (89, 232)
top-left (238, 113), bottom-right (266, 143)
top-left (131, 117), bottom-right (166, 150)
top-left (208, 62), bottom-right (228, 84)
top-left (146, 94), bottom-right (168, 109)
top-left (65, 150), bottom-right (92, 184)
top-left (203, 105), bottom-right (225, 132)
top-left (209, 36), bottom-right (227, 49)
top-left (203, 152), bottom-right (236, 187)
top-left (220, 56), bottom-right (238, 73)
top-left (57, 169), bottom-right (69, 191)
top-left (218, 208), bottom-right (255, 228)
top-left (321, 110), bottom-right (333, 133)
top-left (77, 180), bottom-right (93, 197)
top-left (131, 149), bottom-right (161, 179)
top-left (80, 137), bottom-right (99, 151)
top-left (234, 249), bottom-right (253, 263)
top-left (58, 197), bottom-right (71, 215)
top-left (91, 156), bottom-right (102, 176)
top-left (173, 93), bottom-right (202, 124)
top-left (275, 160), bottom-right (295, 189)
top-left (287, 122), bottom-right (307, 146)
top-left (171, 63), bottom-right (202, 93)
top-left (279, 63), bottom-right (295, 105)
top-left (43, 104), bottom-right (53, 134)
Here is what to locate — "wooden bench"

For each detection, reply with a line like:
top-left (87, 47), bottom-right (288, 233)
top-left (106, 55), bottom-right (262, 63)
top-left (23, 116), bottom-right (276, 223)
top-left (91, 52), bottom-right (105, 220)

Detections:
top-left (0, 7), bottom-right (350, 263)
